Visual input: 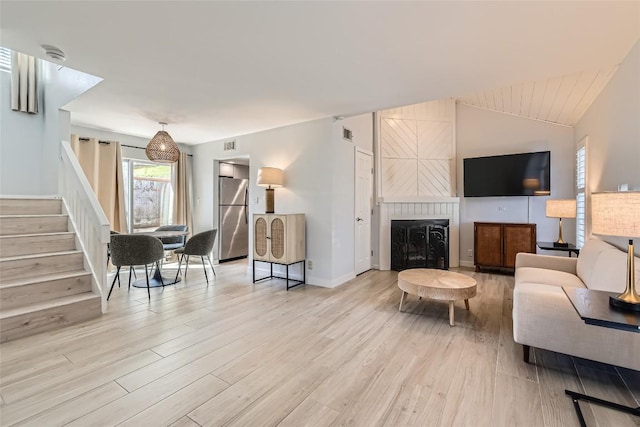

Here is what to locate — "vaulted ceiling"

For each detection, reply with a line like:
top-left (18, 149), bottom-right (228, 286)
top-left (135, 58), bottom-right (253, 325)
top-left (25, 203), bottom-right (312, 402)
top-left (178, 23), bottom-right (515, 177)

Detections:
top-left (1, 1), bottom-right (638, 144)
top-left (458, 67), bottom-right (618, 126)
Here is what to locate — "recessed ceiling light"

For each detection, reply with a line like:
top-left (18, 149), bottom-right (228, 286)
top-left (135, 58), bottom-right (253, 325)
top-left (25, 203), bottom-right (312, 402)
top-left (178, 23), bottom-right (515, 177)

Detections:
top-left (41, 44), bottom-right (66, 61)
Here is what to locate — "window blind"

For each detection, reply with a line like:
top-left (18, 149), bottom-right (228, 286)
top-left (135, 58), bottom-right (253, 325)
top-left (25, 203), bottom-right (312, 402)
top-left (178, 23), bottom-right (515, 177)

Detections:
top-left (576, 143), bottom-right (586, 248)
top-left (0, 47), bottom-right (11, 73)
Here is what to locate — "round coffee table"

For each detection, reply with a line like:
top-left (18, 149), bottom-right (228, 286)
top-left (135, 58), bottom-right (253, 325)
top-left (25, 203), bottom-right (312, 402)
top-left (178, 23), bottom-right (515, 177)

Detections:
top-left (398, 269), bottom-right (477, 326)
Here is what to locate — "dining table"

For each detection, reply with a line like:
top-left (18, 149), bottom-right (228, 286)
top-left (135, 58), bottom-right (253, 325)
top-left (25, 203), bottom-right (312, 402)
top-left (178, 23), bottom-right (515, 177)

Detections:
top-left (129, 229), bottom-right (189, 288)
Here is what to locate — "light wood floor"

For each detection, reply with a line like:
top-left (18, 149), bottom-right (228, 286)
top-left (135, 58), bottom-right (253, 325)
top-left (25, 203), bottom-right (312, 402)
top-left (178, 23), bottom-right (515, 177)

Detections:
top-left (1, 261), bottom-right (638, 427)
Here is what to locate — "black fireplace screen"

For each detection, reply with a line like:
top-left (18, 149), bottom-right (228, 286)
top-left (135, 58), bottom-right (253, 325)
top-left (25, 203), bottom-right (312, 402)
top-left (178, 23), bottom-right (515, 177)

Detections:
top-left (391, 219), bottom-right (449, 271)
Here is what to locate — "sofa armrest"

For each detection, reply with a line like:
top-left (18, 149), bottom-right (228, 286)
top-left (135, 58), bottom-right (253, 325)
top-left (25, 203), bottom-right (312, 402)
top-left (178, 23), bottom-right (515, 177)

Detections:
top-left (515, 252), bottom-right (577, 274)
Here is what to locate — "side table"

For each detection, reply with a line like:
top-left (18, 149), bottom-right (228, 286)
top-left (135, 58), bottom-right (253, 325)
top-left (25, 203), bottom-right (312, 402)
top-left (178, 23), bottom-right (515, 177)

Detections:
top-left (537, 241), bottom-right (580, 257)
top-left (562, 287), bottom-right (640, 426)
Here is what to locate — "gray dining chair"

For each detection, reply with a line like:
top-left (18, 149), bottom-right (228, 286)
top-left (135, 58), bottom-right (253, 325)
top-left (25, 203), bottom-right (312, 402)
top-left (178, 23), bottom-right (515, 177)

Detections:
top-left (174, 229), bottom-right (217, 284)
top-left (155, 224), bottom-right (188, 250)
top-left (108, 234), bottom-right (165, 300)
top-left (106, 230), bottom-right (119, 266)
top-left (107, 230), bottom-right (136, 280)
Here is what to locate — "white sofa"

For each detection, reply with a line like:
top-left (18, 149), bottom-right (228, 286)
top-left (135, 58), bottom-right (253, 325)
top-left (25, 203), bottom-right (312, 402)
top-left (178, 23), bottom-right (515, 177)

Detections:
top-left (513, 238), bottom-right (640, 371)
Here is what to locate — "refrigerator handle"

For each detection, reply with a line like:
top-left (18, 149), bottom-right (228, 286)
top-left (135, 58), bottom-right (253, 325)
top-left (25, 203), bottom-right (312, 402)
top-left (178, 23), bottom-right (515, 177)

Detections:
top-left (244, 187), bottom-right (248, 224)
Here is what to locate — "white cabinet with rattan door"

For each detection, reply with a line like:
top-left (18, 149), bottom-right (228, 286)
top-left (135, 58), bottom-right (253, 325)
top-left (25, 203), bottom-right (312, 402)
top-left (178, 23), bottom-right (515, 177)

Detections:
top-left (253, 214), bottom-right (305, 289)
top-left (253, 214), bottom-right (305, 264)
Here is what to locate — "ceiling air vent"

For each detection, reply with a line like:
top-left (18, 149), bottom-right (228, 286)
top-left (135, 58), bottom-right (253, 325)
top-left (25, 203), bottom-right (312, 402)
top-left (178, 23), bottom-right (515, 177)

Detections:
top-left (223, 140), bottom-right (236, 151)
top-left (343, 127), bottom-right (353, 142)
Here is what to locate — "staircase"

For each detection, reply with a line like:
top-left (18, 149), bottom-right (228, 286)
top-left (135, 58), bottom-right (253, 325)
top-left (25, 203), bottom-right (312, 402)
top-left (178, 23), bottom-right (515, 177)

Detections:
top-left (0, 198), bottom-right (101, 343)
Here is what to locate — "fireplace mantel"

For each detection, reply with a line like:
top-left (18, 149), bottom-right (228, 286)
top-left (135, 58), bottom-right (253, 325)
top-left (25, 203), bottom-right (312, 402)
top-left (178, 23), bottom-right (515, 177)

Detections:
top-left (378, 196), bottom-right (460, 204)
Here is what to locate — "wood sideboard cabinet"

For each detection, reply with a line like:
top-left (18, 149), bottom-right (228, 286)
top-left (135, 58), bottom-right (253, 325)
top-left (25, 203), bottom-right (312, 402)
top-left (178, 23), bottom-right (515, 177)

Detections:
top-left (474, 222), bottom-right (536, 271)
top-left (253, 213), bottom-right (305, 289)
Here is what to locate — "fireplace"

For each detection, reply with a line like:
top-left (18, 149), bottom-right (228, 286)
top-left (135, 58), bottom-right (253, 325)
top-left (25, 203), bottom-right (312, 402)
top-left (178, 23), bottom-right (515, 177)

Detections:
top-left (391, 219), bottom-right (449, 271)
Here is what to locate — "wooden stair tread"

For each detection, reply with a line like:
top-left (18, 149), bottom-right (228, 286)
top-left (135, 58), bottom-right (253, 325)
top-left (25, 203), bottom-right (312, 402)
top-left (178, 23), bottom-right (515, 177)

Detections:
top-left (0, 214), bottom-right (68, 218)
top-left (0, 250), bottom-right (82, 262)
top-left (0, 292), bottom-right (100, 319)
top-left (0, 270), bottom-right (91, 288)
top-left (0, 231), bottom-right (74, 239)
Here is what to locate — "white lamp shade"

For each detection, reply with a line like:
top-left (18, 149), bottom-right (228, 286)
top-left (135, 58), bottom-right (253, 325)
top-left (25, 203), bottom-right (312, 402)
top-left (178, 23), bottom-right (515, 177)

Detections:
top-left (546, 199), bottom-right (576, 218)
top-left (591, 191), bottom-right (640, 238)
top-left (257, 167), bottom-right (283, 188)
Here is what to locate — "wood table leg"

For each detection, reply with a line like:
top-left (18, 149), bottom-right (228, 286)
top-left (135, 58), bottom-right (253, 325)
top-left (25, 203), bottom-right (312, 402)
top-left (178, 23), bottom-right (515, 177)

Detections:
top-left (464, 299), bottom-right (470, 310)
top-left (449, 301), bottom-right (455, 326)
top-left (399, 291), bottom-right (407, 312)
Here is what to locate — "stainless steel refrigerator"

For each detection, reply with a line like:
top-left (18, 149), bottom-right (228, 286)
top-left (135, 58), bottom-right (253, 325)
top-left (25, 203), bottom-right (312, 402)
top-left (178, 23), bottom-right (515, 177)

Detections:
top-left (219, 177), bottom-right (249, 261)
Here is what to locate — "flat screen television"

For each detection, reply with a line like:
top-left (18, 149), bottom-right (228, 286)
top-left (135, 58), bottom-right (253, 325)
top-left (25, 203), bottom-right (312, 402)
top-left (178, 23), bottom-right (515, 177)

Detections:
top-left (463, 151), bottom-right (550, 197)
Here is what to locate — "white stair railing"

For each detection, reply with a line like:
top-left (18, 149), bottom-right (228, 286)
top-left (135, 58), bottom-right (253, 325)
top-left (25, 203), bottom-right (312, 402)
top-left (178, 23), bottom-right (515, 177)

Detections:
top-left (59, 140), bottom-right (110, 312)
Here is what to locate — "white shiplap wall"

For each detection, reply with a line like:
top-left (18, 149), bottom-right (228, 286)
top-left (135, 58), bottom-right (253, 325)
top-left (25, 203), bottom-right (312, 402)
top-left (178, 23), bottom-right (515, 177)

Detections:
top-left (376, 99), bottom-right (459, 269)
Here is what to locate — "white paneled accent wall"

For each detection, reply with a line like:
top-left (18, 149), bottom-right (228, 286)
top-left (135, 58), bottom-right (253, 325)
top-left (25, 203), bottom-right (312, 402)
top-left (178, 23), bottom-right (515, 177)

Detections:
top-left (378, 200), bottom-right (460, 270)
top-left (378, 99), bottom-right (456, 198)
top-left (376, 99), bottom-right (459, 270)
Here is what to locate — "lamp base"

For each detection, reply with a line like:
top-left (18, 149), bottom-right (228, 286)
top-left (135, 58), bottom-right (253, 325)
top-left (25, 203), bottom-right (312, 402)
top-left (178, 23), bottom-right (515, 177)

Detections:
top-left (553, 242), bottom-right (569, 247)
top-left (609, 295), bottom-right (640, 312)
top-left (265, 188), bottom-right (274, 214)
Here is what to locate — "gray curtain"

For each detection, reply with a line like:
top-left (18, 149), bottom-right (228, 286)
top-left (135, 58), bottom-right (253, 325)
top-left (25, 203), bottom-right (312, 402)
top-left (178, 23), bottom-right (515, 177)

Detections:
top-left (11, 51), bottom-right (38, 114)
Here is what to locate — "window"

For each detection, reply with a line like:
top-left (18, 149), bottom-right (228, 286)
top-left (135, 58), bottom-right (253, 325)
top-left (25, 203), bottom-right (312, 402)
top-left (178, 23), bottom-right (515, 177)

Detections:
top-left (123, 159), bottom-right (174, 232)
top-left (576, 137), bottom-right (587, 248)
top-left (0, 47), bottom-right (11, 73)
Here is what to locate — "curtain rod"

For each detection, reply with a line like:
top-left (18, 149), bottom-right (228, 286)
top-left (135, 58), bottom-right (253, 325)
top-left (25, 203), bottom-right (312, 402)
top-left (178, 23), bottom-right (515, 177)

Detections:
top-left (78, 137), bottom-right (114, 145)
top-left (78, 138), bottom-right (192, 157)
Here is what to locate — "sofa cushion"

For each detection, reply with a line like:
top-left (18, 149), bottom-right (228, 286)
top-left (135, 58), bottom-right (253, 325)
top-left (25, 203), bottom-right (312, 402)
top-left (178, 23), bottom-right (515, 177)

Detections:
top-left (515, 266), bottom-right (585, 289)
top-left (577, 238), bottom-right (640, 292)
top-left (576, 239), bottom-right (609, 286)
top-left (588, 245), bottom-right (640, 292)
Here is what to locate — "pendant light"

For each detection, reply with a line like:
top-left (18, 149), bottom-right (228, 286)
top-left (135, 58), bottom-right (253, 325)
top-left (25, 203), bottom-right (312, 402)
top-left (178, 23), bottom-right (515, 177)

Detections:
top-left (145, 122), bottom-right (180, 163)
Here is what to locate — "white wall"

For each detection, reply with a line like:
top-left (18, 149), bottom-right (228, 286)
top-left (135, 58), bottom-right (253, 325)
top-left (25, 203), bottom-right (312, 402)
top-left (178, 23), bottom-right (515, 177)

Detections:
top-left (0, 61), bottom-right (101, 195)
top-left (456, 105), bottom-right (575, 265)
top-left (330, 114), bottom-right (374, 283)
top-left (1, 69), bottom-right (44, 194)
top-left (70, 125), bottom-right (192, 160)
top-left (192, 114), bottom-right (373, 287)
top-left (192, 118), bottom-right (333, 285)
top-left (574, 40), bottom-right (640, 254)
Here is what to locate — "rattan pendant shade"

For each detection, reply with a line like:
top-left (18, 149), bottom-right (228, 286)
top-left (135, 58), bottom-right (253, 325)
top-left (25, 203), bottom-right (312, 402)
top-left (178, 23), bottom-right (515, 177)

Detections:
top-left (145, 122), bottom-right (180, 163)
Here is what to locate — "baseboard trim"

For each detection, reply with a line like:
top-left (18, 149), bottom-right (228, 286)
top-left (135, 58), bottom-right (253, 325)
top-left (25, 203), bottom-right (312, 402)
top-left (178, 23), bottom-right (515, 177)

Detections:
top-left (460, 260), bottom-right (475, 268)
top-left (308, 271), bottom-right (356, 288)
top-left (252, 262), bottom-right (356, 288)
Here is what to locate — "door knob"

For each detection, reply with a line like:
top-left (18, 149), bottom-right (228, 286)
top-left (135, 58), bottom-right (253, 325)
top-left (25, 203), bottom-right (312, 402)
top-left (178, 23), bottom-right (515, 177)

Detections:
top-left (356, 217), bottom-right (363, 222)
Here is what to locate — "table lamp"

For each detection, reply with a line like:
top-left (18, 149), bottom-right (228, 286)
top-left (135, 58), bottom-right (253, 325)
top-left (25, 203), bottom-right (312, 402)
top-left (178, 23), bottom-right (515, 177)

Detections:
top-left (546, 199), bottom-right (576, 247)
top-left (591, 191), bottom-right (640, 312)
top-left (257, 167), bottom-right (283, 213)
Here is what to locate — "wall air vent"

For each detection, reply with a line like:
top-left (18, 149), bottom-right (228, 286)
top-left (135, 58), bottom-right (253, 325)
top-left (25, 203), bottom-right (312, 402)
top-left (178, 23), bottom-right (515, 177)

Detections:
top-left (343, 127), bottom-right (353, 142)
top-left (223, 140), bottom-right (236, 151)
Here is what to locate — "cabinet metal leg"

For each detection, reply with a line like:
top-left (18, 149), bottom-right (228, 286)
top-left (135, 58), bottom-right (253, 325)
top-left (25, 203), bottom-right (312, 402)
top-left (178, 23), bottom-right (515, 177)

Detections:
top-left (253, 259), bottom-right (305, 290)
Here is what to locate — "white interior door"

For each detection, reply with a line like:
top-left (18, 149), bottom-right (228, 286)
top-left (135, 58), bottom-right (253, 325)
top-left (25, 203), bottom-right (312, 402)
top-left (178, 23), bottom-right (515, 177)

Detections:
top-left (355, 149), bottom-right (373, 275)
